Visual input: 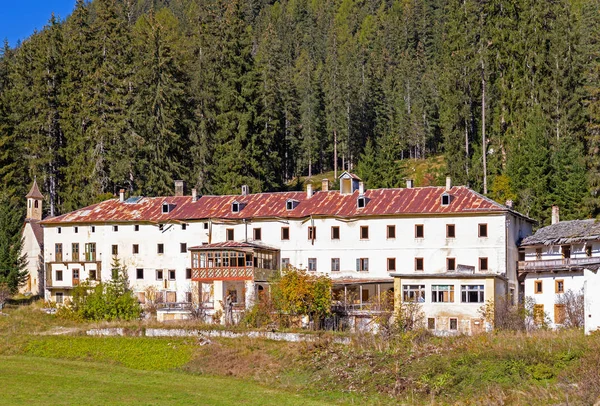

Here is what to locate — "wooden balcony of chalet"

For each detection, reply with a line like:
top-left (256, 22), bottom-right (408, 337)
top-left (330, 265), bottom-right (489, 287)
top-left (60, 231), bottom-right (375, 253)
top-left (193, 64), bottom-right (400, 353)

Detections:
top-left (189, 241), bottom-right (279, 282)
top-left (518, 257), bottom-right (600, 274)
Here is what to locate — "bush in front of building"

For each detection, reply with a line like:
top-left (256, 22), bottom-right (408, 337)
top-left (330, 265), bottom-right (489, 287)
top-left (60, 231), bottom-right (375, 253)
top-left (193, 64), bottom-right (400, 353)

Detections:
top-left (57, 257), bottom-right (141, 321)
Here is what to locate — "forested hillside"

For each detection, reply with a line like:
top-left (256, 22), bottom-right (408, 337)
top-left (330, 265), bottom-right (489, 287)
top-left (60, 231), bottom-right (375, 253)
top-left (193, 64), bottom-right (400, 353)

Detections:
top-left (1, 0), bottom-right (599, 226)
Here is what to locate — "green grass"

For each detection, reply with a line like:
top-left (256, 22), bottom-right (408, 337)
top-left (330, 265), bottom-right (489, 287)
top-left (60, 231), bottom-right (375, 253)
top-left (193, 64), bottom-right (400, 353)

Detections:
top-left (0, 356), bottom-right (333, 406)
top-left (24, 336), bottom-right (195, 371)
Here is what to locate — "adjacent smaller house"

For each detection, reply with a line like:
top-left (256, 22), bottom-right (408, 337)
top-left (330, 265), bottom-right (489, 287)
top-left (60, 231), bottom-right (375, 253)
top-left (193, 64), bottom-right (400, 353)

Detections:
top-left (19, 180), bottom-right (45, 296)
top-left (519, 207), bottom-right (600, 334)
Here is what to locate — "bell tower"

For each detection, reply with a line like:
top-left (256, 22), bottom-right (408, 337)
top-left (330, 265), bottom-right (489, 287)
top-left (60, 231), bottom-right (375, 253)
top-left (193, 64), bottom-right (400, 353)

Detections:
top-left (26, 178), bottom-right (44, 220)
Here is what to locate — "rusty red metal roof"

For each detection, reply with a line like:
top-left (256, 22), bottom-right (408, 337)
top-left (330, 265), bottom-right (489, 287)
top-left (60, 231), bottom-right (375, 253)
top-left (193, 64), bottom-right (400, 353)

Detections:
top-left (40, 186), bottom-right (516, 225)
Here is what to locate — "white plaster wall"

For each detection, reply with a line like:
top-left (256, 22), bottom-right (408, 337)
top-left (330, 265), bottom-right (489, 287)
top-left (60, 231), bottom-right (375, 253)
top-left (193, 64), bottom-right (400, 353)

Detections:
top-left (584, 269), bottom-right (600, 335)
top-left (19, 223), bottom-right (42, 295)
top-left (524, 272), bottom-right (584, 327)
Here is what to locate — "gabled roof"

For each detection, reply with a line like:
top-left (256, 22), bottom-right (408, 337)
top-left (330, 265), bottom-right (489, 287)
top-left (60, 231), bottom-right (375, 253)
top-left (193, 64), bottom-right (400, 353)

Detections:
top-left (339, 171), bottom-right (361, 180)
top-left (521, 219), bottom-right (600, 246)
top-left (25, 219), bottom-right (44, 247)
top-left (40, 186), bottom-right (526, 225)
top-left (26, 180), bottom-right (44, 199)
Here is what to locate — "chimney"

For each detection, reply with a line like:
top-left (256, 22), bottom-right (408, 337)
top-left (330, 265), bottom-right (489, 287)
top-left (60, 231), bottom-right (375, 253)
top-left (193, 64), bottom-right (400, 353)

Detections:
top-left (358, 182), bottom-right (364, 195)
top-left (322, 179), bottom-right (329, 192)
top-left (241, 185), bottom-right (249, 196)
top-left (307, 183), bottom-right (313, 198)
top-left (552, 205), bottom-right (560, 225)
top-left (174, 180), bottom-right (184, 196)
top-left (192, 188), bottom-right (198, 203)
top-left (119, 189), bottom-right (125, 202)
top-left (406, 179), bottom-right (414, 189)
top-left (445, 176), bottom-right (452, 191)
top-left (505, 199), bottom-right (513, 209)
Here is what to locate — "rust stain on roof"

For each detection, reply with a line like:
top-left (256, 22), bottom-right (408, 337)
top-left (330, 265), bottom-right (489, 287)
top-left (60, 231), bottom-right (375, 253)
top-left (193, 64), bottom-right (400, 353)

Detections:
top-left (41, 186), bottom-right (511, 225)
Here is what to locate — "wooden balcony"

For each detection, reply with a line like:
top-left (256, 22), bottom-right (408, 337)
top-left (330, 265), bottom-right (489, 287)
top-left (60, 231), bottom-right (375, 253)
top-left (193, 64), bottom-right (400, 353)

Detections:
top-left (518, 257), bottom-right (600, 273)
top-left (191, 266), bottom-right (277, 282)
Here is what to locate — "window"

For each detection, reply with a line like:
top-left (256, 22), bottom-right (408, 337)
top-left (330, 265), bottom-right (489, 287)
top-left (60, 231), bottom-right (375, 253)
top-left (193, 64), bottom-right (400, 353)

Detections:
top-left (308, 226), bottom-right (316, 240)
top-left (535, 248), bottom-right (542, 259)
top-left (156, 269), bottom-right (164, 280)
top-left (331, 226), bottom-right (340, 240)
top-left (478, 223), bottom-right (488, 237)
top-left (554, 304), bottom-right (566, 324)
top-left (587, 245), bottom-right (593, 257)
top-left (403, 285), bottom-right (425, 302)
top-left (56, 292), bottom-right (63, 304)
top-left (112, 245), bottom-right (118, 256)
top-left (479, 257), bottom-right (488, 272)
top-left (331, 258), bottom-right (340, 272)
top-left (91, 226), bottom-right (95, 233)
top-left (415, 257), bottom-right (424, 271)
top-left (55, 244), bottom-right (63, 262)
top-left (182, 224), bottom-right (187, 230)
top-left (253, 228), bottom-right (262, 241)
top-left (308, 258), bottom-right (317, 272)
top-left (169, 270), bottom-right (176, 280)
top-left (56, 270), bottom-right (63, 281)
top-left (387, 258), bottom-right (396, 272)
top-left (533, 304), bottom-right (545, 325)
top-left (286, 200), bottom-right (298, 210)
top-left (226, 228), bottom-right (234, 241)
top-left (446, 224), bottom-right (456, 238)
top-left (58, 227), bottom-right (61, 234)
top-left (461, 285), bottom-right (485, 303)
top-left (447, 258), bottom-right (456, 271)
top-left (356, 258), bottom-right (369, 272)
top-left (281, 227), bottom-right (290, 240)
top-left (555, 279), bottom-right (564, 294)
top-left (85, 243), bottom-right (96, 261)
top-left (136, 268), bottom-right (144, 279)
top-left (203, 222), bottom-right (209, 230)
top-left (441, 193), bottom-right (450, 206)
top-left (432, 285), bottom-right (455, 303)
top-left (415, 224), bottom-right (424, 238)
top-left (72, 243), bottom-right (79, 262)
top-left (360, 226), bottom-right (369, 239)
top-left (162, 203), bottom-right (170, 213)
top-left (159, 224), bottom-right (164, 231)
top-left (232, 202), bottom-right (240, 213)
top-left (134, 225), bottom-right (139, 231)
top-left (449, 318), bottom-right (458, 330)
top-left (562, 245), bottom-right (571, 259)
top-left (186, 268), bottom-right (192, 279)
top-left (113, 225), bottom-right (118, 232)
top-left (132, 244), bottom-right (139, 254)
top-left (89, 270), bottom-right (97, 280)
top-left (534, 280), bottom-right (543, 294)
top-left (34, 200), bottom-right (38, 208)
top-left (157, 244), bottom-right (164, 254)
top-left (282, 258), bottom-right (290, 268)
top-left (428, 318), bottom-right (435, 330)
top-left (387, 225), bottom-right (396, 239)
top-left (357, 196), bottom-right (366, 208)
top-left (185, 292), bottom-right (192, 303)
top-left (74, 226), bottom-right (78, 234)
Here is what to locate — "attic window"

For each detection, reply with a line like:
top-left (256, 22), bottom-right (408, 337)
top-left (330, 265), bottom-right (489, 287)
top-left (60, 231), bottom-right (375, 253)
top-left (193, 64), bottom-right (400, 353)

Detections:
top-left (232, 202), bottom-right (240, 213)
top-left (286, 199), bottom-right (298, 211)
top-left (357, 196), bottom-right (366, 209)
top-left (162, 203), bottom-right (170, 213)
top-left (441, 193), bottom-right (450, 206)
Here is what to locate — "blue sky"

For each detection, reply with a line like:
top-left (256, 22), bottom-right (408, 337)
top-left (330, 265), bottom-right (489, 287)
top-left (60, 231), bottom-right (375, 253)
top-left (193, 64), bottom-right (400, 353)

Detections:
top-left (1, 1), bottom-right (76, 47)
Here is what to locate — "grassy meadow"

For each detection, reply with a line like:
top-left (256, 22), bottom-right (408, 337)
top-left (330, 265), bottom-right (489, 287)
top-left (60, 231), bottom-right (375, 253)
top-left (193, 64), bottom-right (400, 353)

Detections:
top-left (2, 304), bottom-right (600, 405)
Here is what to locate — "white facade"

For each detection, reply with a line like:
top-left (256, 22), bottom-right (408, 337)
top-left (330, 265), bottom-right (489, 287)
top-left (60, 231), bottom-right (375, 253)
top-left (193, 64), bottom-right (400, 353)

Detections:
top-left (19, 221), bottom-right (43, 295)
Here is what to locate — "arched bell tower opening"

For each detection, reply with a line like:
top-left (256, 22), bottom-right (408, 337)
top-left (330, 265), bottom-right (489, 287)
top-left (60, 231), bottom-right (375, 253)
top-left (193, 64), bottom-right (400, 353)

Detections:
top-left (26, 179), bottom-right (44, 220)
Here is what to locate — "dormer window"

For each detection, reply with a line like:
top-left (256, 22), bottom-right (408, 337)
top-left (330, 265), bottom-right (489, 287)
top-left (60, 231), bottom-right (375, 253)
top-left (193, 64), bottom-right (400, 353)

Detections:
top-left (286, 199), bottom-right (298, 211)
top-left (162, 203), bottom-right (170, 213)
top-left (441, 193), bottom-right (450, 206)
top-left (357, 196), bottom-right (366, 209)
top-left (232, 201), bottom-right (240, 213)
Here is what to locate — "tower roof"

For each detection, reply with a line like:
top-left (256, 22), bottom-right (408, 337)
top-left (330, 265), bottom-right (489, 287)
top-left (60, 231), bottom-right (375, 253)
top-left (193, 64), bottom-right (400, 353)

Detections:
top-left (26, 179), bottom-right (44, 199)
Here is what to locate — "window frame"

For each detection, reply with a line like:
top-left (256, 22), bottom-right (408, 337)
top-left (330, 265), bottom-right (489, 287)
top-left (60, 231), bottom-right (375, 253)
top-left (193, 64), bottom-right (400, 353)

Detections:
top-left (447, 257), bottom-right (456, 271)
top-left (449, 318), bottom-right (458, 330)
top-left (307, 258), bottom-right (317, 272)
top-left (387, 258), bottom-right (396, 272)
top-left (402, 284), bottom-right (425, 302)
top-left (112, 244), bottom-right (118, 256)
top-left (180, 243), bottom-right (187, 253)
top-left (253, 228), bottom-right (262, 241)
top-left (226, 228), bottom-right (234, 241)
top-left (446, 224), bottom-right (456, 238)
top-left (356, 258), bottom-right (369, 272)
top-left (132, 244), bottom-right (139, 254)
top-left (479, 257), bottom-right (489, 272)
top-left (186, 268), bottom-right (192, 279)
top-left (56, 270), bottom-right (63, 281)
top-left (534, 280), bottom-right (543, 294)
top-left (554, 304), bottom-right (566, 324)
top-left (431, 285), bottom-right (455, 303)
top-left (331, 226), bottom-right (340, 240)
top-left (281, 227), bottom-right (290, 241)
top-left (157, 243), bottom-right (164, 254)
top-left (134, 225), bottom-right (139, 232)
top-left (387, 225), bottom-right (396, 239)
top-left (460, 285), bottom-right (485, 303)
top-left (308, 226), bottom-right (316, 240)
top-left (555, 279), bottom-right (564, 294)
top-left (156, 269), bottom-right (164, 280)
top-left (415, 257), bottom-right (424, 271)
top-left (331, 258), bottom-right (340, 272)
top-left (136, 268), bottom-right (144, 280)
top-left (360, 225), bottom-right (369, 240)
top-left (168, 269), bottom-right (176, 281)
top-left (478, 223), bottom-right (488, 238)
top-left (415, 224), bottom-right (424, 238)
top-left (113, 225), bottom-right (118, 232)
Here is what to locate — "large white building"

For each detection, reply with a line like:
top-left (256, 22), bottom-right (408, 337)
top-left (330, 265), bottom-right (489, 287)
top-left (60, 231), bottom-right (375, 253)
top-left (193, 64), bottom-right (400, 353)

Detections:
top-left (40, 174), bottom-right (534, 333)
top-left (519, 207), bottom-right (600, 334)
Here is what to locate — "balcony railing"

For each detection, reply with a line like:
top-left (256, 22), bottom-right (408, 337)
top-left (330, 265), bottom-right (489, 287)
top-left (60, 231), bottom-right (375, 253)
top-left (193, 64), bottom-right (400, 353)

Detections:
top-left (518, 257), bottom-right (600, 272)
top-left (192, 266), bottom-right (277, 282)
